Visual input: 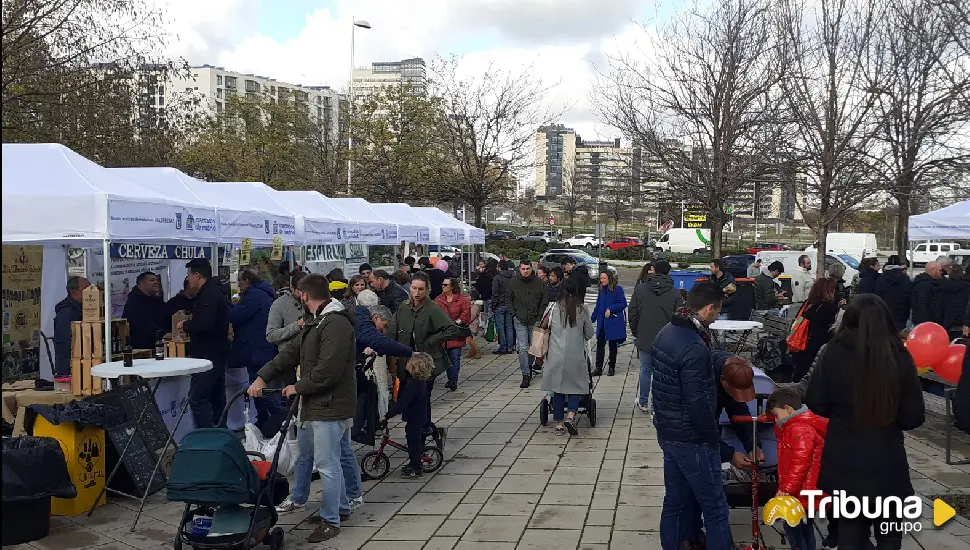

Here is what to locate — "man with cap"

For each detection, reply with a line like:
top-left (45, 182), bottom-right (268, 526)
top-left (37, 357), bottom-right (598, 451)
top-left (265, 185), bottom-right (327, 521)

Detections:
top-left (651, 282), bottom-right (761, 550)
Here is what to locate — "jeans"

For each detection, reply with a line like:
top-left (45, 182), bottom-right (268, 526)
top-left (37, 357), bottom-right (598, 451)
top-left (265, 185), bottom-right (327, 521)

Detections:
top-left (840, 518), bottom-right (902, 549)
top-left (659, 440), bottom-right (732, 550)
top-left (595, 335), bottom-right (618, 370)
top-left (637, 350), bottom-right (654, 407)
top-left (446, 347), bottom-right (462, 384)
top-left (307, 419), bottom-right (352, 525)
top-left (552, 393), bottom-right (581, 422)
top-left (784, 520), bottom-right (816, 550)
top-left (246, 363), bottom-right (283, 428)
top-left (291, 424), bottom-right (362, 506)
top-left (405, 420), bottom-right (424, 470)
top-left (188, 359), bottom-right (227, 428)
top-left (494, 306), bottom-right (514, 351)
top-left (513, 318), bottom-right (533, 376)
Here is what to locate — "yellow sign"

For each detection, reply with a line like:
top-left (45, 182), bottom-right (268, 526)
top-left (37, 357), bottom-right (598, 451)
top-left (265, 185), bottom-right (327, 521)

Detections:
top-left (271, 235), bottom-right (284, 261)
top-left (239, 238), bottom-right (252, 266)
top-left (934, 498), bottom-right (956, 526)
top-left (2, 245), bottom-right (43, 347)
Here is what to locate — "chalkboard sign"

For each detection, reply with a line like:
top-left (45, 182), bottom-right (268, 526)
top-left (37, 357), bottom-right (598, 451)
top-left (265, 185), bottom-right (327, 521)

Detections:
top-left (105, 424), bottom-right (167, 497)
top-left (87, 383), bottom-right (171, 451)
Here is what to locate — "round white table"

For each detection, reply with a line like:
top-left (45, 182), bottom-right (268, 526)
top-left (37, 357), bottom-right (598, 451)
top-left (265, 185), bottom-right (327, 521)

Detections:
top-left (710, 320), bottom-right (764, 354)
top-left (89, 357), bottom-right (212, 530)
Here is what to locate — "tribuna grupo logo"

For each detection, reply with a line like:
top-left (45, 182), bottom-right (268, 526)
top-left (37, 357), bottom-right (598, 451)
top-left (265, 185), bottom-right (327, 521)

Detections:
top-left (802, 490), bottom-right (955, 535)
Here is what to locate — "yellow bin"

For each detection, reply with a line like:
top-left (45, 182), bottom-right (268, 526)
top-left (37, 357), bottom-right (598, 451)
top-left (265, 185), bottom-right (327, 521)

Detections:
top-left (33, 417), bottom-right (106, 516)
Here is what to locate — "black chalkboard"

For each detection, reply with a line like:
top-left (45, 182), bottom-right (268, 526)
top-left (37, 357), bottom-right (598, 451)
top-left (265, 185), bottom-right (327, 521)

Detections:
top-left (104, 424), bottom-right (167, 497)
top-left (87, 383), bottom-right (171, 451)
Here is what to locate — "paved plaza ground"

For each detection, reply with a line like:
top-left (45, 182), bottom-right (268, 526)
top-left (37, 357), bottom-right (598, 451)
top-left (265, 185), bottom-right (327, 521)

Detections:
top-left (10, 341), bottom-right (970, 549)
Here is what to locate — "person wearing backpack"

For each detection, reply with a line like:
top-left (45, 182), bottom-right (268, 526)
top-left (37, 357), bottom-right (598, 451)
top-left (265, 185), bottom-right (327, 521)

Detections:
top-left (789, 278), bottom-right (839, 383)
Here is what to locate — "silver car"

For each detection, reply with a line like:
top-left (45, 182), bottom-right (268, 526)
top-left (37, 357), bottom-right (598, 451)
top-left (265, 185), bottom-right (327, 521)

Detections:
top-left (518, 230), bottom-right (555, 243)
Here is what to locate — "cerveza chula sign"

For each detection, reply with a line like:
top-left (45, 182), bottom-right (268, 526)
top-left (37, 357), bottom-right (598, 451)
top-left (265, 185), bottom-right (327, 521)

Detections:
top-left (110, 243), bottom-right (211, 260)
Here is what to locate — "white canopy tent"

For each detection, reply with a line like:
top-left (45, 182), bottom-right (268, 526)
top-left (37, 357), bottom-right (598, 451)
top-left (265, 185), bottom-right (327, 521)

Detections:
top-left (324, 197), bottom-right (402, 245)
top-left (270, 190), bottom-right (355, 244)
top-left (366, 203), bottom-right (433, 244)
top-left (909, 200), bottom-right (970, 240)
top-left (413, 207), bottom-right (469, 245)
top-left (203, 182), bottom-right (302, 245)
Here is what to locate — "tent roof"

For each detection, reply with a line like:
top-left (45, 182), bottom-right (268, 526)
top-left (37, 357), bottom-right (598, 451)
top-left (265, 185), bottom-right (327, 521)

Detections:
top-left (909, 200), bottom-right (970, 240)
top-left (366, 203), bottom-right (433, 244)
top-left (2, 143), bottom-right (201, 246)
top-left (270, 190), bottom-right (356, 244)
top-left (325, 197), bottom-right (401, 244)
top-left (413, 207), bottom-right (471, 245)
top-left (204, 182), bottom-right (302, 245)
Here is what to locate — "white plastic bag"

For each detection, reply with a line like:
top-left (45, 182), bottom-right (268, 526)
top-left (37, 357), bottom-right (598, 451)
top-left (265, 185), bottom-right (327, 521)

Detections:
top-left (242, 402), bottom-right (299, 476)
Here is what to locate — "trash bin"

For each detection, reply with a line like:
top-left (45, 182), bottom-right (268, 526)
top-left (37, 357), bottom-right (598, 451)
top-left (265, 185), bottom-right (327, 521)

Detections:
top-left (2, 436), bottom-right (77, 545)
top-left (670, 270), bottom-right (709, 291)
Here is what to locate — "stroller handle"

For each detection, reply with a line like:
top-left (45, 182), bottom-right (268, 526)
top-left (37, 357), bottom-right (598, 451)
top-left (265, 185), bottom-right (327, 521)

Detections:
top-left (218, 388), bottom-right (296, 428)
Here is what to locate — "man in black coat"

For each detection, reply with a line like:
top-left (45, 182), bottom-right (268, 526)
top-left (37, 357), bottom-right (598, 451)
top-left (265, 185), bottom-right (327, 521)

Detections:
top-left (875, 259), bottom-right (912, 331)
top-left (911, 261), bottom-right (944, 325)
top-left (368, 270), bottom-right (408, 312)
top-left (53, 276), bottom-right (90, 379)
top-left (562, 258), bottom-right (591, 300)
top-left (177, 258), bottom-right (230, 428)
top-left (122, 272), bottom-right (171, 350)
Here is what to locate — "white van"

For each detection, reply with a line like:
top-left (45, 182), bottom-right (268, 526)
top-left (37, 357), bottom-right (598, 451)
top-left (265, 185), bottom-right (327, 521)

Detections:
top-left (907, 242), bottom-right (962, 266)
top-left (656, 228), bottom-right (711, 254)
top-left (806, 232), bottom-right (878, 259)
top-left (755, 250), bottom-right (859, 287)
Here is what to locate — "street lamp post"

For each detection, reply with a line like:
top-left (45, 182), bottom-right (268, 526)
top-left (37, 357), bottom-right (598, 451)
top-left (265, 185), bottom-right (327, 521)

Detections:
top-left (347, 17), bottom-right (371, 195)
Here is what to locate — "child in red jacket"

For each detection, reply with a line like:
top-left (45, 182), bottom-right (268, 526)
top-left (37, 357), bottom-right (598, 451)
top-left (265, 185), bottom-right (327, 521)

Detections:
top-left (768, 386), bottom-right (829, 550)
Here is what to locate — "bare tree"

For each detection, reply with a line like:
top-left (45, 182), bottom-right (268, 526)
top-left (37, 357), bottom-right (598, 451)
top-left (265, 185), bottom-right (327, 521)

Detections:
top-left (866, 0), bottom-right (970, 256)
top-left (432, 56), bottom-right (566, 227)
top-left (777, 0), bottom-right (884, 275)
top-left (514, 187), bottom-right (542, 226)
top-left (556, 162), bottom-right (591, 233)
top-left (596, 0), bottom-right (786, 257)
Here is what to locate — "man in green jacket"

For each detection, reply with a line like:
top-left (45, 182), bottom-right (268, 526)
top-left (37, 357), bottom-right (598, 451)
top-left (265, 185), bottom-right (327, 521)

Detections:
top-left (248, 274), bottom-right (356, 543)
top-left (507, 259), bottom-right (549, 388)
top-left (387, 271), bottom-right (460, 449)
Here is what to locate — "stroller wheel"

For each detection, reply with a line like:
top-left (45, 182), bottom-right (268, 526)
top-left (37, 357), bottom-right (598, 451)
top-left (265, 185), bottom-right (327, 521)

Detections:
top-left (269, 527), bottom-right (284, 550)
top-left (587, 398), bottom-right (597, 427)
top-left (421, 445), bottom-right (444, 472)
top-left (360, 451), bottom-right (391, 480)
top-left (539, 397), bottom-right (549, 426)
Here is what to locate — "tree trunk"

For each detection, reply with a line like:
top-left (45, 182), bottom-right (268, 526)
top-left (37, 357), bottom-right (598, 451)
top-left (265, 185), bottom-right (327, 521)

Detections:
top-left (474, 204), bottom-right (484, 228)
top-left (815, 225), bottom-right (829, 279)
top-left (894, 194), bottom-right (909, 259)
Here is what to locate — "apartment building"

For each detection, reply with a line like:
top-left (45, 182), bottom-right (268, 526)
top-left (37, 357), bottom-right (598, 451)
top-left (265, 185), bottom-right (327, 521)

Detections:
top-left (534, 125), bottom-right (577, 198)
top-left (351, 57), bottom-right (427, 102)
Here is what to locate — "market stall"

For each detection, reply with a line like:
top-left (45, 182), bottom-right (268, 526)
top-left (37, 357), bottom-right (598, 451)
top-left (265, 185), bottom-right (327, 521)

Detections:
top-left (909, 199), bottom-right (970, 241)
top-left (365, 202), bottom-right (434, 245)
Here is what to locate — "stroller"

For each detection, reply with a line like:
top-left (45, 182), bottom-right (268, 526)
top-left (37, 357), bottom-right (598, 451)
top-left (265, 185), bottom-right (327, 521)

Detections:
top-left (166, 389), bottom-right (299, 550)
top-left (537, 351), bottom-right (597, 427)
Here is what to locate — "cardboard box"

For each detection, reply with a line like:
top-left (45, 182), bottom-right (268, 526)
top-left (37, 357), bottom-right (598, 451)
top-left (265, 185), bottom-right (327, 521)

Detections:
top-left (34, 416), bottom-right (106, 516)
top-left (172, 311), bottom-right (192, 341)
top-left (81, 286), bottom-right (103, 321)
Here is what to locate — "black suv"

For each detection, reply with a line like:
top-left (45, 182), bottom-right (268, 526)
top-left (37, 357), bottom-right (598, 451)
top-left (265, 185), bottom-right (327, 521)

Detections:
top-left (539, 249), bottom-right (615, 286)
top-left (486, 230), bottom-right (516, 241)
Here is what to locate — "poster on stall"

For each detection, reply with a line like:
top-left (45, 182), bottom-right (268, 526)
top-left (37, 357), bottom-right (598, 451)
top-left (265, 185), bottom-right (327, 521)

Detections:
top-left (304, 244), bottom-right (368, 277)
top-left (271, 235), bottom-right (284, 261)
top-left (2, 245), bottom-right (43, 348)
top-left (85, 248), bottom-right (168, 318)
top-left (240, 238), bottom-right (252, 266)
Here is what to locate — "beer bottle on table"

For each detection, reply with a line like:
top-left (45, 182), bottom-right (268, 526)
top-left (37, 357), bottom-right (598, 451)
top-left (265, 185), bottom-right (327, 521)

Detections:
top-left (154, 331), bottom-right (165, 360)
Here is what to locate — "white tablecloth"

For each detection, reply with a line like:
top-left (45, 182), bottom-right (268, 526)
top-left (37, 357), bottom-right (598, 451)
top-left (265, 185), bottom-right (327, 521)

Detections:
top-left (92, 358), bottom-right (212, 379)
top-left (710, 320), bottom-right (763, 332)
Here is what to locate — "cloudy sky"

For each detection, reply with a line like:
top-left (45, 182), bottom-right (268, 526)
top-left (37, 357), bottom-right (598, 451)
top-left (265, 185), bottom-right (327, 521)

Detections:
top-left (160, 0), bottom-right (674, 140)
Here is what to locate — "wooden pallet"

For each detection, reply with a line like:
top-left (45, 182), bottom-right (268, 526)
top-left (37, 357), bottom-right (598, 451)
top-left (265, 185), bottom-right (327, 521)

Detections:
top-left (70, 319), bottom-right (129, 396)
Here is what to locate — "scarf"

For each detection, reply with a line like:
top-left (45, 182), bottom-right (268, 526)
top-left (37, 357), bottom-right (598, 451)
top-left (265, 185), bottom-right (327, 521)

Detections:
top-left (676, 307), bottom-right (719, 350)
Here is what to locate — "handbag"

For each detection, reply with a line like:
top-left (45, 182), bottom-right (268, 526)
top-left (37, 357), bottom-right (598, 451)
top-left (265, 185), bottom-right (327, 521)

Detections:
top-left (786, 302), bottom-right (811, 353)
top-left (528, 304), bottom-right (556, 358)
top-left (484, 316), bottom-right (496, 342)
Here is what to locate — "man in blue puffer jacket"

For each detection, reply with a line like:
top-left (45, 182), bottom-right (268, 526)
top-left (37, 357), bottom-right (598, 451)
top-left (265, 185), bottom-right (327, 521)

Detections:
top-left (229, 268), bottom-right (281, 428)
top-left (652, 282), bottom-right (758, 550)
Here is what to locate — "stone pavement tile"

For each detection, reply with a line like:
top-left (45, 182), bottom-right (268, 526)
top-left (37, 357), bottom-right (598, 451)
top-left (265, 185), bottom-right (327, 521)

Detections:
top-left (454, 542), bottom-right (516, 550)
top-left (103, 519), bottom-right (173, 549)
top-left (566, 438), bottom-right (609, 451)
top-left (462, 489), bottom-right (494, 504)
top-left (507, 458), bottom-right (560, 474)
top-left (582, 526), bottom-right (613, 545)
top-left (283, 526), bottom-right (378, 549)
top-left (613, 505), bottom-right (661, 531)
top-left (436, 518), bottom-right (472, 537)
top-left (481, 422), bottom-right (524, 433)
top-left (360, 541), bottom-right (425, 550)
top-left (342, 502), bottom-right (404, 529)
top-left (398, 492), bottom-right (464, 515)
top-left (621, 466), bottom-right (665, 485)
top-left (603, 450), bottom-right (626, 461)
top-left (623, 452), bottom-right (663, 468)
top-left (912, 527), bottom-right (970, 549)
top-left (586, 508), bottom-right (615, 526)
top-left (449, 503), bottom-right (485, 520)
top-left (30, 521), bottom-right (116, 550)
top-left (607, 530), bottom-right (662, 549)
top-left (625, 439), bottom-right (661, 453)
top-left (540, 484), bottom-right (595, 506)
top-left (550, 466), bottom-right (601, 484)
top-left (463, 515), bottom-right (529, 542)
top-left (365, 481), bottom-right (427, 503)
top-left (455, 445), bottom-right (503, 459)
top-left (516, 528), bottom-right (582, 549)
top-left (597, 460), bottom-right (624, 482)
top-left (616, 484), bottom-right (666, 505)
top-left (480, 493), bottom-right (541, 516)
top-left (439, 458), bottom-right (493, 475)
top-left (143, 502), bottom-right (188, 527)
top-left (492, 448), bottom-right (524, 467)
top-left (422, 474), bottom-right (480, 493)
top-left (518, 444), bottom-right (566, 459)
top-left (471, 432), bottom-right (516, 446)
top-left (473, 476), bottom-right (503, 491)
top-left (372, 514), bottom-right (446, 541)
top-left (495, 473), bottom-right (552, 494)
top-left (591, 493), bottom-right (619, 510)
top-left (483, 465), bottom-right (511, 478)
top-left (424, 536), bottom-right (460, 550)
top-left (558, 451), bottom-right (605, 468)
top-left (528, 504), bottom-right (589, 529)
top-left (70, 503), bottom-right (138, 532)
top-left (446, 427), bottom-right (484, 439)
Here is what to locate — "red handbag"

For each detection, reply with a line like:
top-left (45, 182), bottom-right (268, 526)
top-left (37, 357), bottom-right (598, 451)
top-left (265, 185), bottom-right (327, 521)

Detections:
top-left (786, 303), bottom-right (810, 352)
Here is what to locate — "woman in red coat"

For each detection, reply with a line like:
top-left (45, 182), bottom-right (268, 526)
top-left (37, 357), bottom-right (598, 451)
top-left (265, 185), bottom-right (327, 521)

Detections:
top-left (435, 277), bottom-right (471, 391)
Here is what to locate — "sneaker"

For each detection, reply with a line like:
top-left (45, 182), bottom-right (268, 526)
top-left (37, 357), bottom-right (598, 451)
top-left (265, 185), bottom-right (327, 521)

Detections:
top-left (275, 497), bottom-right (305, 513)
top-left (350, 496), bottom-right (364, 512)
top-left (607, 367), bottom-right (615, 376)
top-left (493, 348), bottom-right (506, 355)
top-left (590, 367), bottom-right (603, 377)
top-left (306, 522), bottom-right (340, 543)
top-left (520, 375), bottom-right (531, 388)
top-left (445, 380), bottom-right (457, 391)
top-left (564, 416), bottom-right (579, 436)
top-left (401, 465), bottom-right (424, 478)
top-left (340, 512), bottom-right (351, 522)
top-left (635, 399), bottom-right (651, 414)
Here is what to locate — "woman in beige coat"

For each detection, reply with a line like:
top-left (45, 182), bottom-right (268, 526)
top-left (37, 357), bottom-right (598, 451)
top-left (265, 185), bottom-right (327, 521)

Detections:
top-left (541, 278), bottom-right (595, 435)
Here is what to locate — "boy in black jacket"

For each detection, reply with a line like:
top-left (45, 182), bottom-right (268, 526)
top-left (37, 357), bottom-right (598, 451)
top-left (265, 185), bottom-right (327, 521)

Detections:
top-left (382, 352), bottom-right (434, 478)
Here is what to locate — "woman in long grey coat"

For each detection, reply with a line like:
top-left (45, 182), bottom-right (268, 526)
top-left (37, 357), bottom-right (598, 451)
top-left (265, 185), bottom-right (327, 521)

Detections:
top-left (541, 278), bottom-right (595, 436)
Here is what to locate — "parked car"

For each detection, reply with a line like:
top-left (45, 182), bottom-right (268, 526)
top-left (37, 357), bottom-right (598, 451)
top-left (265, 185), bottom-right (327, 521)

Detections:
top-left (486, 230), bottom-right (516, 241)
top-left (518, 230), bottom-right (556, 243)
top-left (720, 254), bottom-right (756, 279)
top-left (428, 245), bottom-right (462, 255)
top-left (746, 242), bottom-right (790, 254)
top-left (949, 249), bottom-right (970, 271)
top-left (806, 232), bottom-right (878, 259)
top-left (561, 234), bottom-right (603, 250)
top-left (605, 237), bottom-right (645, 251)
top-left (656, 228), bottom-right (711, 253)
top-left (539, 249), bottom-right (616, 285)
top-left (907, 242), bottom-right (962, 266)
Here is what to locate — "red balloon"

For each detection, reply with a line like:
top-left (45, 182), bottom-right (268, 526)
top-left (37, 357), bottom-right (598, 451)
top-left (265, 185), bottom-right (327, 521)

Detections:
top-left (906, 323), bottom-right (950, 369)
top-left (935, 344), bottom-right (966, 384)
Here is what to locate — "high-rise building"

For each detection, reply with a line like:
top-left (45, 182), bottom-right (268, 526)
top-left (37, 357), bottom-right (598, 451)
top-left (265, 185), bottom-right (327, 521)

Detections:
top-left (351, 57), bottom-right (427, 102)
top-left (534, 125), bottom-right (576, 198)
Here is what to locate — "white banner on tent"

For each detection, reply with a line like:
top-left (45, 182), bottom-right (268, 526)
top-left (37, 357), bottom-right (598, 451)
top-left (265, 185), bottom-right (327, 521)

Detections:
top-left (183, 207), bottom-right (219, 241)
top-left (303, 220), bottom-right (342, 242)
top-left (86, 248), bottom-right (169, 318)
top-left (358, 224), bottom-right (399, 245)
top-left (217, 211), bottom-right (297, 245)
top-left (439, 227), bottom-right (465, 245)
top-left (416, 228), bottom-right (431, 244)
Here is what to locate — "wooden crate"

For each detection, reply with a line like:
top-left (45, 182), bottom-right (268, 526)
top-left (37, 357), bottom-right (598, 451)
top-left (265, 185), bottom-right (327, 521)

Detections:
top-left (164, 340), bottom-right (187, 358)
top-left (69, 319), bottom-right (129, 396)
